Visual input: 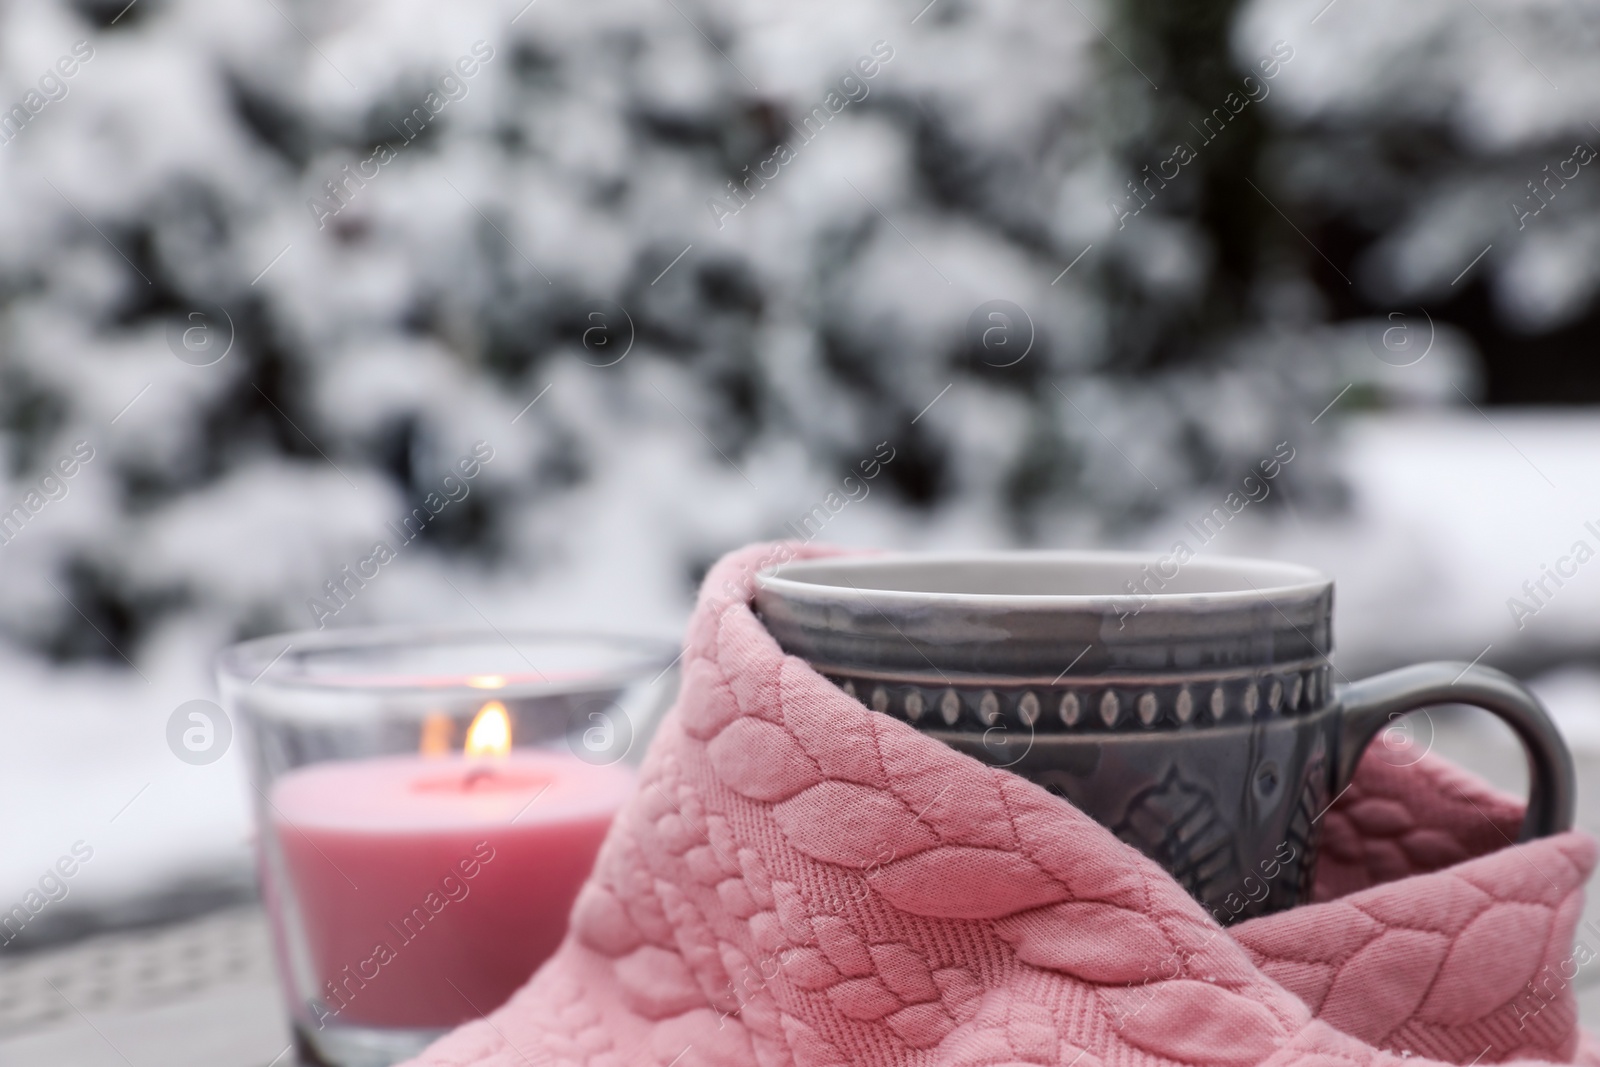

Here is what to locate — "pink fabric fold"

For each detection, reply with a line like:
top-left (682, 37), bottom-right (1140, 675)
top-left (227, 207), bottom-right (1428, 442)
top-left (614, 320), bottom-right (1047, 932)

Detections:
top-left (407, 543), bottom-right (1599, 1067)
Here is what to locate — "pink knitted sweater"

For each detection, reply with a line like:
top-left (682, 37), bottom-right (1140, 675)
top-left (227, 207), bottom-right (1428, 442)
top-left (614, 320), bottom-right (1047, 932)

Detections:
top-left (408, 544), bottom-right (1599, 1067)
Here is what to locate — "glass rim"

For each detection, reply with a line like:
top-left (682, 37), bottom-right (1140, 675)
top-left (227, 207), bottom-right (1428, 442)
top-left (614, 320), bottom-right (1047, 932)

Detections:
top-left (216, 625), bottom-right (679, 699)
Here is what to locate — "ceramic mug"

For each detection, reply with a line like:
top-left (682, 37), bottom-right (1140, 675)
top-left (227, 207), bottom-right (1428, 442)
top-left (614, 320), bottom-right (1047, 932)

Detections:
top-left (753, 552), bottom-right (1575, 922)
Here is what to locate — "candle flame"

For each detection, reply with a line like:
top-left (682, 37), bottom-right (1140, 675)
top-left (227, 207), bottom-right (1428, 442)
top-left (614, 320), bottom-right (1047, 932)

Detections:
top-left (465, 701), bottom-right (512, 757)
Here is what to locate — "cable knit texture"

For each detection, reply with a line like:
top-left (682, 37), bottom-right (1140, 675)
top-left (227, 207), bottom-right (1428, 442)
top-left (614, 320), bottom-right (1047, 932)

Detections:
top-left (405, 543), bottom-right (1600, 1067)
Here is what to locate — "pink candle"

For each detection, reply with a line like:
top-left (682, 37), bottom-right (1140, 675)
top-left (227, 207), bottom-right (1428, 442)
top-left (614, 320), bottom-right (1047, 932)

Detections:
top-left (267, 747), bottom-right (632, 1030)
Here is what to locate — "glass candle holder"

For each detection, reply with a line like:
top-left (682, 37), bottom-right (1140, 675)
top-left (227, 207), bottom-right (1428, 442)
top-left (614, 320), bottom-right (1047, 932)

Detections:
top-left (217, 628), bottom-right (677, 1067)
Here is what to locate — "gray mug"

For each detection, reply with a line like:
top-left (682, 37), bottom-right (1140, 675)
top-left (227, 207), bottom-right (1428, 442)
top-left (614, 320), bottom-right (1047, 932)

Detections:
top-left (753, 552), bottom-right (1575, 922)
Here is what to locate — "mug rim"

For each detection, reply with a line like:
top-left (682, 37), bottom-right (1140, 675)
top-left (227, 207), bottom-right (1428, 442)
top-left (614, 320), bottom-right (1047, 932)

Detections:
top-left (756, 550), bottom-right (1330, 609)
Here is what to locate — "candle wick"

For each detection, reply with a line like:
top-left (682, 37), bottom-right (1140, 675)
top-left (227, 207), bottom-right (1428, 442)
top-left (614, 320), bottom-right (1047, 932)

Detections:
top-left (462, 766), bottom-right (499, 790)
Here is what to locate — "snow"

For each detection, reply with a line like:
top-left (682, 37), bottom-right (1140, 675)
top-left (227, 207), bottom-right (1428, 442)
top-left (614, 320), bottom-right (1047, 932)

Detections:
top-left (1239, 411), bottom-right (1600, 675)
top-left (1529, 666), bottom-right (1600, 752)
top-left (0, 643), bottom-right (253, 930)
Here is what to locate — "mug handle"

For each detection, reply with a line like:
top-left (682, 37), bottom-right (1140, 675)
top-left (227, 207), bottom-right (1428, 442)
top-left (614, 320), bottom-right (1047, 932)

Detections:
top-left (1337, 662), bottom-right (1576, 841)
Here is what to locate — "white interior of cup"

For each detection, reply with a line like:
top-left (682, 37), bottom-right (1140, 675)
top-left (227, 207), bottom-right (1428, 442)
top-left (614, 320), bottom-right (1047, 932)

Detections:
top-left (759, 552), bottom-right (1329, 603)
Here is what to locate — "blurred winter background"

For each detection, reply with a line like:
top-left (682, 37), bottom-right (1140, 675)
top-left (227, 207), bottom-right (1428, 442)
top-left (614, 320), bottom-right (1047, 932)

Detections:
top-left (4, 0), bottom-right (1600, 1057)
